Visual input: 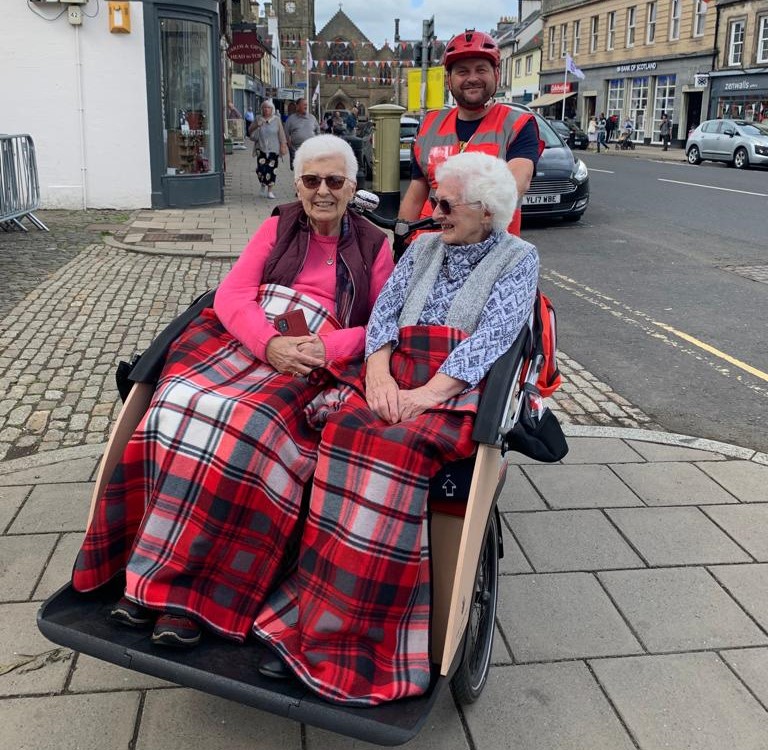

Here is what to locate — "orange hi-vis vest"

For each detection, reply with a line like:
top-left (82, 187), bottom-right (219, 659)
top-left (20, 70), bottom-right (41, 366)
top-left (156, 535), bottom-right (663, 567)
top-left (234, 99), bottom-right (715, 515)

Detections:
top-left (412, 104), bottom-right (538, 236)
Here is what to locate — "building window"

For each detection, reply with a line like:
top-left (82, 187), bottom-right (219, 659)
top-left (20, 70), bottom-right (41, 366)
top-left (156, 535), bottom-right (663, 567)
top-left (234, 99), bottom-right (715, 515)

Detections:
top-left (561, 23), bottom-right (568, 57)
top-left (652, 74), bottom-right (676, 143)
top-left (647, 2), bottom-right (657, 43)
top-left (607, 12), bottom-right (616, 50)
top-left (590, 15), bottom-right (599, 53)
top-left (160, 17), bottom-right (214, 176)
top-left (573, 20), bottom-right (581, 55)
top-left (549, 26), bottom-right (556, 60)
top-left (627, 7), bottom-right (637, 47)
top-left (693, 0), bottom-right (707, 38)
top-left (628, 76), bottom-right (649, 140)
top-left (757, 16), bottom-right (768, 63)
top-left (526, 55), bottom-right (533, 75)
top-left (607, 78), bottom-right (625, 122)
top-left (669, 0), bottom-right (681, 41)
top-left (728, 20), bottom-right (745, 66)
top-left (515, 58), bottom-right (521, 77)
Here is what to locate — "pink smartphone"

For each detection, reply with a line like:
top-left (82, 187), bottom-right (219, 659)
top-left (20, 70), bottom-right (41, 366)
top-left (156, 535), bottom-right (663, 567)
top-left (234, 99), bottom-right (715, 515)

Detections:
top-left (274, 309), bottom-right (310, 337)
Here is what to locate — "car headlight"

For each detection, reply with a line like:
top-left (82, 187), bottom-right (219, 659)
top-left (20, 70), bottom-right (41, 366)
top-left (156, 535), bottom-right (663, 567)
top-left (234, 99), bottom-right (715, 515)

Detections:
top-left (573, 159), bottom-right (588, 183)
top-left (755, 145), bottom-right (768, 156)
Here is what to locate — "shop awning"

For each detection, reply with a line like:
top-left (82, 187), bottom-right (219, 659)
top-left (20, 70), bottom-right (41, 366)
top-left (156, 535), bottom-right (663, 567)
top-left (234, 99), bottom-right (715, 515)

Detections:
top-left (527, 92), bottom-right (573, 109)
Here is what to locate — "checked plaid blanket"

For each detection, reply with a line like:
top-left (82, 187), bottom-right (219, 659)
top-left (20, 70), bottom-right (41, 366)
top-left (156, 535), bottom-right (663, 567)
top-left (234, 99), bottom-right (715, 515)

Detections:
top-left (253, 326), bottom-right (482, 705)
top-left (73, 288), bottom-right (342, 640)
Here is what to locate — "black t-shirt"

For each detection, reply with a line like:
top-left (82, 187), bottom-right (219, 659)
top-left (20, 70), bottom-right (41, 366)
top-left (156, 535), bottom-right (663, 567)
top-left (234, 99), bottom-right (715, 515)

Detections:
top-left (411, 117), bottom-right (541, 180)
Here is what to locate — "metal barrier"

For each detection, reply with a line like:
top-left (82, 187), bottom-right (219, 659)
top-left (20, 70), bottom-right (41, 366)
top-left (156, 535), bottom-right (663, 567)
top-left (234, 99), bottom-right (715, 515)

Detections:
top-left (0, 134), bottom-right (49, 232)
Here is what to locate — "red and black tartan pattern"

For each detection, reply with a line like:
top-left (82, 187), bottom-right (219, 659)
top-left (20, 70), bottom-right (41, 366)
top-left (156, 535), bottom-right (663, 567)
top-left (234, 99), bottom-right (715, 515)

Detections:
top-left (252, 326), bottom-right (481, 705)
top-left (73, 294), bottom-right (339, 640)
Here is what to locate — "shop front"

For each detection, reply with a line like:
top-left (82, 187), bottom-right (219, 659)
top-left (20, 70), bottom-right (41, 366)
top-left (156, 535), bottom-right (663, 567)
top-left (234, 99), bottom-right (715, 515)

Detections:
top-left (709, 71), bottom-right (768, 123)
top-left (541, 54), bottom-right (711, 147)
top-left (528, 82), bottom-right (578, 120)
top-left (144, 0), bottom-right (224, 208)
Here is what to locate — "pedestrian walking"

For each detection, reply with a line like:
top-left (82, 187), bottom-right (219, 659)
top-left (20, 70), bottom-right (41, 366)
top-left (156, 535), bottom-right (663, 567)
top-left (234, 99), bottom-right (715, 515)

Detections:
top-left (249, 100), bottom-right (287, 199)
top-left (587, 116), bottom-right (597, 150)
top-left (284, 97), bottom-right (321, 170)
top-left (596, 113), bottom-right (607, 153)
top-left (605, 114), bottom-right (616, 143)
top-left (659, 113), bottom-right (672, 151)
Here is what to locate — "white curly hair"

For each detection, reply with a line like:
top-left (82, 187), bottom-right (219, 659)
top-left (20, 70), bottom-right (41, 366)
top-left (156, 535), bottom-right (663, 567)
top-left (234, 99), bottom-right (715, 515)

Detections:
top-left (294, 134), bottom-right (358, 182)
top-left (435, 151), bottom-right (519, 232)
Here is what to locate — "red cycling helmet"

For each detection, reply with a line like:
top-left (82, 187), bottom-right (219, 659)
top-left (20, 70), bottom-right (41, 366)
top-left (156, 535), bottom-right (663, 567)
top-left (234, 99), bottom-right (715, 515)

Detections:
top-left (443, 30), bottom-right (500, 70)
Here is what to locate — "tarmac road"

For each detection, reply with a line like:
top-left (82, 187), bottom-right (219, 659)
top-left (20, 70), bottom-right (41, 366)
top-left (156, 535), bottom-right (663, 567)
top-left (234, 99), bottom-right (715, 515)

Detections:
top-left (524, 153), bottom-right (768, 452)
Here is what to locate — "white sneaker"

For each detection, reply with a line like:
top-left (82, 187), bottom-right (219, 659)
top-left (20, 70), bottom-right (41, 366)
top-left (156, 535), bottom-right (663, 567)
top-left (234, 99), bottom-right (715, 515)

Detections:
top-left (260, 185), bottom-right (268, 197)
top-left (268, 191), bottom-right (276, 199)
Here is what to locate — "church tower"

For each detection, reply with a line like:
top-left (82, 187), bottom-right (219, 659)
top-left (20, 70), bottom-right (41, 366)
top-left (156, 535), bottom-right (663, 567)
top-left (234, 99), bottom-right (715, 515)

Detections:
top-left (275, 0), bottom-right (316, 88)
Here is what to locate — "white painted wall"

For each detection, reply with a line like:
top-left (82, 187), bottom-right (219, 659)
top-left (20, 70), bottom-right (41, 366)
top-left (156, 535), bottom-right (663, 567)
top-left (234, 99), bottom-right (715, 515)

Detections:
top-left (1, 2), bottom-right (152, 209)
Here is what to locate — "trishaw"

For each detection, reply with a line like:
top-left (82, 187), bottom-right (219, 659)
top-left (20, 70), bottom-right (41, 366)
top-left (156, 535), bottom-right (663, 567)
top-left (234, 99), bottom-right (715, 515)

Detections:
top-left (37, 201), bottom-right (558, 745)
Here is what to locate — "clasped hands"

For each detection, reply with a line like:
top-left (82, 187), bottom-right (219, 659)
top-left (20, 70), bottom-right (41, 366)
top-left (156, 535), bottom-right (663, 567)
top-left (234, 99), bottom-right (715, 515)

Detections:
top-left (266, 335), bottom-right (325, 377)
top-left (365, 371), bottom-right (443, 424)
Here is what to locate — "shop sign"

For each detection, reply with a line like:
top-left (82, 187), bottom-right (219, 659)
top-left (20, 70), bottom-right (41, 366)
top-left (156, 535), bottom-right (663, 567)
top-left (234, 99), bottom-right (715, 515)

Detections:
top-left (723, 79), bottom-right (759, 91)
top-left (227, 31), bottom-right (265, 64)
top-left (550, 82), bottom-right (573, 94)
top-left (616, 61), bottom-right (658, 73)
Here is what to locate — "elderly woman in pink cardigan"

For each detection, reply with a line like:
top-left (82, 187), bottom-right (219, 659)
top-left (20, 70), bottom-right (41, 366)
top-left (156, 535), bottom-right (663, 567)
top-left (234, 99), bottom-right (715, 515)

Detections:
top-left (72, 135), bottom-right (394, 649)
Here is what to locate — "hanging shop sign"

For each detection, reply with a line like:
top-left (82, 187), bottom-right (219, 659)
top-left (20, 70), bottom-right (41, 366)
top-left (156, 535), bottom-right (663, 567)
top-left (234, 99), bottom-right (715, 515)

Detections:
top-left (227, 31), bottom-right (266, 64)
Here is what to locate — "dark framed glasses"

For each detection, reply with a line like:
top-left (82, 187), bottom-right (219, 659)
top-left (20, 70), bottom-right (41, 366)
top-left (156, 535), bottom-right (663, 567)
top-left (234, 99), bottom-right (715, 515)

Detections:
top-left (429, 196), bottom-right (483, 215)
top-left (297, 174), bottom-right (349, 190)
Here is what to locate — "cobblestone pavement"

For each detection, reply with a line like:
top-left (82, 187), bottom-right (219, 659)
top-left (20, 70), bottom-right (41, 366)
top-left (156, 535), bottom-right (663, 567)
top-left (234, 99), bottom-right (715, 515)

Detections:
top-left (0, 150), bottom-right (655, 462)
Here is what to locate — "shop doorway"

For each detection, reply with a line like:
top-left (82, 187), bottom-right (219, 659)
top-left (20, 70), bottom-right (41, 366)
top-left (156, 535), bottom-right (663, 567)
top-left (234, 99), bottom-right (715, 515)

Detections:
top-left (684, 91), bottom-right (703, 140)
top-left (582, 96), bottom-right (596, 129)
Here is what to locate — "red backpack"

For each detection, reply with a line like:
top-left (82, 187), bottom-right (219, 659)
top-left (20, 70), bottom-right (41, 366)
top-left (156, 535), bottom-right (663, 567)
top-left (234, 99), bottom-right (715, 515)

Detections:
top-left (524, 289), bottom-right (561, 398)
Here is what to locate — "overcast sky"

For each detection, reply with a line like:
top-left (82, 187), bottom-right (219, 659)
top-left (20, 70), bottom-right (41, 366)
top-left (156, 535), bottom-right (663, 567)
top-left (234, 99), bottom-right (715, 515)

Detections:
top-left (314, 1), bottom-right (510, 48)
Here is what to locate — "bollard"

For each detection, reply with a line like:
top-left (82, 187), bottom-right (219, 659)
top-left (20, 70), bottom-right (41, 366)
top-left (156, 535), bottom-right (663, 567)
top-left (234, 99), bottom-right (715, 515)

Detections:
top-left (369, 104), bottom-right (406, 219)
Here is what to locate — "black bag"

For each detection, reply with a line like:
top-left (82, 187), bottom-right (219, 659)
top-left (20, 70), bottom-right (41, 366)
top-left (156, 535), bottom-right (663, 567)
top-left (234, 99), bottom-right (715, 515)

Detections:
top-left (502, 384), bottom-right (568, 462)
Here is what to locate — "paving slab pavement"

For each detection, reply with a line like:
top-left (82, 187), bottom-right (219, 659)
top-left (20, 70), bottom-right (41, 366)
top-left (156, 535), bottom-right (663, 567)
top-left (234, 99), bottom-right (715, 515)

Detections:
top-left (2, 431), bottom-right (768, 749)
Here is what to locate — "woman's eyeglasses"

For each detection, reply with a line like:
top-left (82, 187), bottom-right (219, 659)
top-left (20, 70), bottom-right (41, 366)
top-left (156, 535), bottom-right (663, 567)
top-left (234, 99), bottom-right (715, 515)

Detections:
top-left (297, 174), bottom-right (349, 190)
top-left (429, 196), bottom-right (483, 215)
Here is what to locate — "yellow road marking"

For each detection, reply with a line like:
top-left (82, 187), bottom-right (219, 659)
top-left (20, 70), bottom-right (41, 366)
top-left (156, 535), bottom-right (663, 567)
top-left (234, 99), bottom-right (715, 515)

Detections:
top-left (652, 321), bottom-right (768, 383)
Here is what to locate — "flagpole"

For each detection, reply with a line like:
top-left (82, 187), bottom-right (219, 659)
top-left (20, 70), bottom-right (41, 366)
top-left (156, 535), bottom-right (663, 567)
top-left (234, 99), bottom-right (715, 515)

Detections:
top-left (562, 58), bottom-right (568, 120)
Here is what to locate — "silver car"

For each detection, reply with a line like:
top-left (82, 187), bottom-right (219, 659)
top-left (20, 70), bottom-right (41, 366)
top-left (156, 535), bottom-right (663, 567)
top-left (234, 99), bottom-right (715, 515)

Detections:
top-left (686, 118), bottom-right (768, 169)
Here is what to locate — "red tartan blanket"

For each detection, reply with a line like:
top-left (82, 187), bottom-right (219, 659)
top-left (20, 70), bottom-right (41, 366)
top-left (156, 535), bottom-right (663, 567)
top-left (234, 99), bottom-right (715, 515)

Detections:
top-left (252, 326), bottom-right (482, 705)
top-left (73, 290), bottom-right (340, 640)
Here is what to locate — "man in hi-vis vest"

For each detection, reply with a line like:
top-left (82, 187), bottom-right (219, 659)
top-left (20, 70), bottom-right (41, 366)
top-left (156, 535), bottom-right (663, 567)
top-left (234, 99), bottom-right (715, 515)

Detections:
top-left (398, 30), bottom-right (542, 236)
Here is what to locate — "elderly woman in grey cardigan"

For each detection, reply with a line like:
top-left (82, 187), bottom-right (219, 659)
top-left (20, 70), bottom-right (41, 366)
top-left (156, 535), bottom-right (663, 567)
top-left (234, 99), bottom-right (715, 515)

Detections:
top-left (251, 151), bottom-right (539, 706)
top-left (249, 99), bottom-right (288, 198)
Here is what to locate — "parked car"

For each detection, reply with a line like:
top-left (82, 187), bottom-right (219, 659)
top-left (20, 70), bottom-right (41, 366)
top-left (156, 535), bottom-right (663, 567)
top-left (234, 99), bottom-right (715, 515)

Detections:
top-left (547, 118), bottom-right (590, 150)
top-left (520, 110), bottom-right (590, 222)
top-left (686, 118), bottom-right (768, 169)
top-left (400, 115), bottom-right (420, 175)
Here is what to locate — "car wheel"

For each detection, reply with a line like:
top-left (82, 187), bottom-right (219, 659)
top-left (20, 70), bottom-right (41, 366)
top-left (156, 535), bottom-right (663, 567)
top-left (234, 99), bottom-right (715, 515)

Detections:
top-left (733, 147), bottom-right (749, 170)
top-left (687, 145), bottom-right (702, 165)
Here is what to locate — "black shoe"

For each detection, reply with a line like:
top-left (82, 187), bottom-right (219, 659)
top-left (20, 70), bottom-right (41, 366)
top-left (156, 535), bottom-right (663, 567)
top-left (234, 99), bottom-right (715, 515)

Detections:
top-left (151, 614), bottom-right (202, 648)
top-left (259, 655), bottom-right (291, 679)
top-left (110, 596), bottom-right (153, 628)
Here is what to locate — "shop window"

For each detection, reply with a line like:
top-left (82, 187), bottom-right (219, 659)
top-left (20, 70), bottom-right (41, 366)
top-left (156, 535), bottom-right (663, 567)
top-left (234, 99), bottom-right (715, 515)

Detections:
top-left (590, 16), bottom-right (599, 54)
top-left (693, 0), bottom-right (707, 38)
top-left (652, 74), bottom-right (676, 142)
top-left (561, 23), bottom-right (568, 58)
top-left (607, 12), bottom-right (616, 50)
top-left (628, 76), bottom-right (649, 140)
top-left (728, 20), bottom-right (745, 66)
top-left (669, 0), bottom-right (681, 41)
top-left (160, 17), bottom-right (214, 176)
top-left (758, 16), bottom-right (768, 63)
top-left (627, 7), bottom-right (636, 48)
top-left (573, 20), bottom-right (581, 55)
top-left (647, 2), bottom-right (657, 44)
top-left (607, 78), bottom-right (625, 122)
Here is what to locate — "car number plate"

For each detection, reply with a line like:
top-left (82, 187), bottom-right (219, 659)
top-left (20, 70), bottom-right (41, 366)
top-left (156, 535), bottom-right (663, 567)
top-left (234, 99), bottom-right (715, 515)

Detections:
top-left (523, 194), bottom-right (561, 205)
